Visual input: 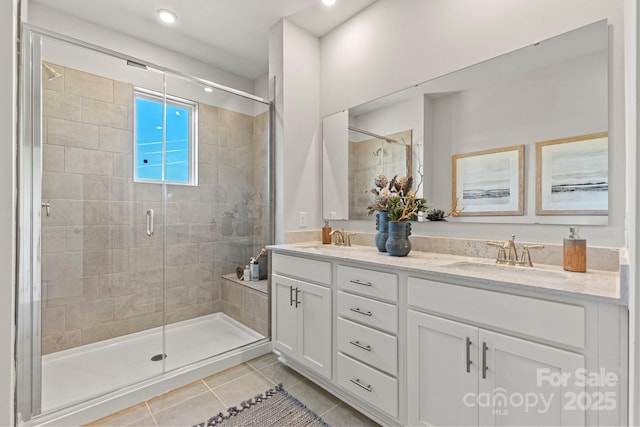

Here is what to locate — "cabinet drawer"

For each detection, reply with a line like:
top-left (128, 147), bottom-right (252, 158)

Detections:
top-left (408, 277), bottom-right (586, 349)
top-left (337, 317), bottom-right (397, 376)
top-left (337, 353), bottom-right (398, 419)
top-left (337, 291), bottom-right (398, 334)
top-left (271, 253), bottom-right (331, 285)
top-left (337, 265), bottom-right (398, 302)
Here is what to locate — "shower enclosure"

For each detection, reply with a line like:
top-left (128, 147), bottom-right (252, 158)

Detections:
top-left (17, 27), bottom-right (273, 424)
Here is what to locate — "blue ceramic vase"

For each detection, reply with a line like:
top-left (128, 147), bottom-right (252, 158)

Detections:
top-left (375, 212), bottom-right (389, 252)
top-left (386, 221), bottom-right (412, 257)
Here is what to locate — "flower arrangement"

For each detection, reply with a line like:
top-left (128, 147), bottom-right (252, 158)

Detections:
top-left (366, 173), bottom-right (394, 215)
top-left (367, 173), bottom-right (428, 221)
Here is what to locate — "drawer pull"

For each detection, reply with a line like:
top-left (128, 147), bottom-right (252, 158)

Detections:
top-left (349, 279), bottom-right (373, 287)
top-left (349, 340), bottom-right (372, 352)
top-left (350, 307), bottom-right (372, 317)
top-left (349, 378), bottom-right (372, 392)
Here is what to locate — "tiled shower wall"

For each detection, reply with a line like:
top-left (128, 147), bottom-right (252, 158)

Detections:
top-left (349, 129), bottom-right (412, 219)
top-left (41, 64), bottom-right (268, 354)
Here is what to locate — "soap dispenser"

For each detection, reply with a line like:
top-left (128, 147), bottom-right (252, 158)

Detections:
top-left (322, 220), bottom-right (332, 244)
top-left (563, 226), bottom-right (586, 272)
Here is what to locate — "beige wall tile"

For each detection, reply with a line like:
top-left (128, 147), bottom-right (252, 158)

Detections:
top-left (82, 226), bottom-right (112, 251)
top-left (114, 291), bottom-right (163, 320)
top-left (43, 144), bottom-right (65, 172)
top-left (113, 81), bottom-right (133, 106)
top-left (42, 307), bottom-right (66, 336)
top-left (42, 251), bottom-right (82, 281)
top-left (65, 147), bottom-right (114, 176)
top-left (65, 298), bottom-right (114, 330)
top-left (84, 201), bottom-right (111, 225)
top-left (82, 250), bottom-right (114, 276)
top-left (42, 200), bottom-right (84, 226)
top-left (65, 227), bottom-right (83, 252)
top-left (43, 89), bottom-right (82, 121)
top-left (220, 280), bottom-right (242, 307)
top-left (83, 175), bottom-right (111, 201)
top-left (80, 312), bottom-right (164, 346)
top-left (83, 98), bottom-right (129, 129)
top-left (42, 226), bottom-right (67, 254)
top-left (42, 172), bottom-right (83, 200)
top-left (99, 127), bottom-right (132, 153)
top-left (113, 153), bottom-right (133, 177)
top-left (65, 68), bottom-right (114, 103)
top-left (41, 329), bottom-right (81, 355)
top-left (48, 117), bottom-right (99, 149)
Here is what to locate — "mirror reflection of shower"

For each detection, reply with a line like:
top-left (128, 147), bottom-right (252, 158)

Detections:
top-left (41, 62), bottom-right (62, 80)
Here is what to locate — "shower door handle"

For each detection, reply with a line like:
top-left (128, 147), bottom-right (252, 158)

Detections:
top-left (146, 209), bottom-right (154, 236)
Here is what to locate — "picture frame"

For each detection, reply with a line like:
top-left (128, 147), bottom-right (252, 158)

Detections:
top-left (452, 145), bottom-right (524, 216)
top-left (536, 132), bottom-right (608, 215)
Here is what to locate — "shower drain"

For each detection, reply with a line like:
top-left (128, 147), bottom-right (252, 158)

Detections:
top-left (150, 353), bottom-right (167, 362)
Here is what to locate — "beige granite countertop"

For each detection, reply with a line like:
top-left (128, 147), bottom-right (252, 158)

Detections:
top-left (269, 243), bottom-right (627, 306)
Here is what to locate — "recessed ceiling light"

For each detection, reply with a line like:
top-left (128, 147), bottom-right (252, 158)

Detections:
top-left (157, 9), bottom-right (177, 24)
top-left (204, 87), bottom-right (213, 93)
top-left (322, 0), bottom-right (336, 5)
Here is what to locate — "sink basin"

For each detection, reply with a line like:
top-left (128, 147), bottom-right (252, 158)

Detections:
top-left (444, 261), bottom-right (570, 283)
top-left (295, 243), bottom-right (358, 250)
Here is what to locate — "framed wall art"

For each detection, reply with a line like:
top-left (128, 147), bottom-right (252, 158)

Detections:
top-left (452, 145), bottom-right (524, 216)
top-left (536, 132), bottom-right (608, 215)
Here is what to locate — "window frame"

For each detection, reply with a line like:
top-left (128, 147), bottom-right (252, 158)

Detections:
top-left (133, 87), bottom-right (198, 186)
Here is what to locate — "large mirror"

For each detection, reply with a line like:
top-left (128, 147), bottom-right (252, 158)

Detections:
top-left (323, 20), bottom-right (608, 225)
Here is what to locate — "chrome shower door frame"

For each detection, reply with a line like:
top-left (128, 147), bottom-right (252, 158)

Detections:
top-left (17, 28), bottom-right (44, 423)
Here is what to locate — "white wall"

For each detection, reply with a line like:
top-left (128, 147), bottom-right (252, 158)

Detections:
top-left (269, 19), bottom-right (321, 241)
top-left (28, 3), bottom-right (256, 96)
top-left (320, 0), bottom-right (625, 247)
top-left (0, 0), bottom-right (18, 424)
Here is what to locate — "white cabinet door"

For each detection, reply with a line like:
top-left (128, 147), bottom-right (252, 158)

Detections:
top-left (272, 273), bottom-right (298, 358)
top-left (478, 329), bottom-right (585, 427)
top-left (298, 280), bottom-right (332, 378)
top-left (408, 310), bottom-right (479, 426)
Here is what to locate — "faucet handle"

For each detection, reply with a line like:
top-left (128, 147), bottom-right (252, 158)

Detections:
top-left (486, 241), bottom-right (508, 263)
top-left (345, 232), bottom-right (357, 247)
top-left (520, 244), bottom-right (545, 267)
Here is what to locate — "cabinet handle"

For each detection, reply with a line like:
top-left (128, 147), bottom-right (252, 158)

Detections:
top-left (482, 341), bottom-right (488, 379)
top-left (465, 337), bottom-right (472, 373)
top-left (349, 340), bottom-right (372, 352)
top-left (349, 279), bottom-right (372, 287)
top-left (349, 378), bottom-right (372, 392)
top-left (349, 307), bottom-right (372, 317)
top-left (295, 287), bottom-right (301, 308)
top-left (289, 285), bottom-right (294, 306)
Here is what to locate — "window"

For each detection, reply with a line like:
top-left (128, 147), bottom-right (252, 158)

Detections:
top-left (134, 89), bottom-right (197, 185)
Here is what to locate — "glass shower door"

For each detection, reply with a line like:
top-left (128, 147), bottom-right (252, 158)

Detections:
top-left (161, 72), bottom-right (271, 371)
top-left (31, 33), bottom-right (167, 415)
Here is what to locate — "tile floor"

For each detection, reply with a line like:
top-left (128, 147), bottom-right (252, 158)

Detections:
top-left (86, 353), bottom-right (380, 427)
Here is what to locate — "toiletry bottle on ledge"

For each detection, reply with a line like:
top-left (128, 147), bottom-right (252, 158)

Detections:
top-left (250, 257), bottom-right (259, 281)
top-left (243, 265), bottom-right (250, 281)
top-left (563, 226), bottom-right (586, 272)
top-left (322, 220), bottom-right (332, 244)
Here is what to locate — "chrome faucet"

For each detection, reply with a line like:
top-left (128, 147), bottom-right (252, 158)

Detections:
top-left (486, 235), bottom-right (544, 267)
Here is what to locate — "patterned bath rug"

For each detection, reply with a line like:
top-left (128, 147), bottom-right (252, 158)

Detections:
top-left (193, 384), bottom-right (330, 427)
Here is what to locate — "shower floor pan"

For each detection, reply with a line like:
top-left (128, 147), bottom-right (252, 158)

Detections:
top-left (41, 312), bottom-right (264, 413)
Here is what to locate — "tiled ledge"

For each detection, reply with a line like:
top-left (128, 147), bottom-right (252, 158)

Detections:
top-left (284, 230), bottom-right (620, 272)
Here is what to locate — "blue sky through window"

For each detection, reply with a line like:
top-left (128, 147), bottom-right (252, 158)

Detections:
top-left (135, 96), bottom-right (191, 183)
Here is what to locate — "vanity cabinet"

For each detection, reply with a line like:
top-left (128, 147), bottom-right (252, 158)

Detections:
top-left (271, 254), bottom-right (332, 379)
top-left (270, 247), bottom-right (627, 427)
top-left (408, 310), bottom-right (585, 426)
